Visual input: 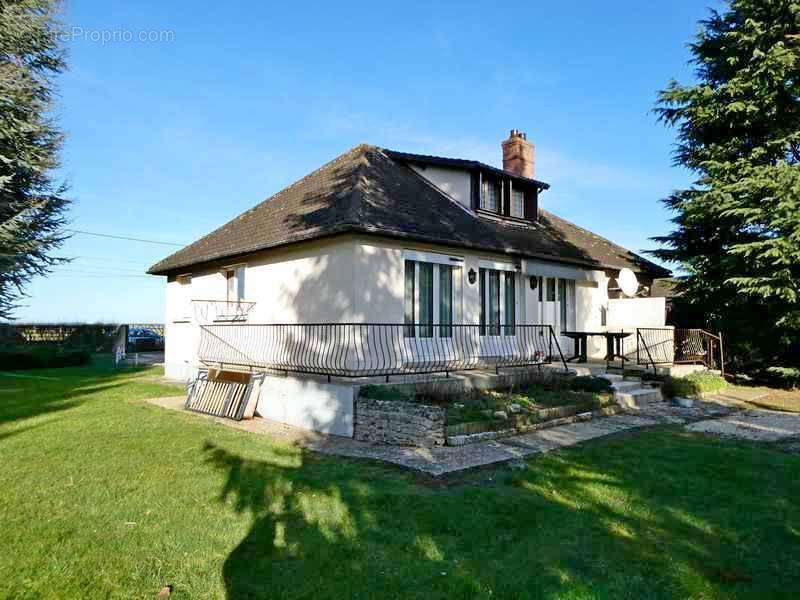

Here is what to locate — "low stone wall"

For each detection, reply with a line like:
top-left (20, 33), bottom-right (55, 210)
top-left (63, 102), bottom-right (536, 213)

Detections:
top-left (354, 397), bottom-right (446, 447)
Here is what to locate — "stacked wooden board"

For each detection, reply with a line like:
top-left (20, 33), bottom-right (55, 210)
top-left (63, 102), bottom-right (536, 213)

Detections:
top-left (185, 368), bottom-right (263, 420)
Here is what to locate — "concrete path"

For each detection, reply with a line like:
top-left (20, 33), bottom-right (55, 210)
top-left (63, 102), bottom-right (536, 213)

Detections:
top-left (686, 408), bottom-right (800, 442)
top-left (148, 395), bottom-right (744, 476)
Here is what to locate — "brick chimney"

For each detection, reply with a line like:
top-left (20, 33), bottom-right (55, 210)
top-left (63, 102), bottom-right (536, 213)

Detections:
top-left (501, 129), bottom-right (535, 179)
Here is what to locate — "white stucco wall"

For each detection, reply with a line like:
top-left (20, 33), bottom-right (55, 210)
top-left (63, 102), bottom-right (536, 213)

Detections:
top-left (606, 297), bottom-right (666, 329)
top-left (605, 297), bottom-right (669, 362)
top-left (255, 374), bottom-right (354, 437)
top-left (162, 232), bottom-right (665, 378)
top-left (163, 321), bottom-right (199, 381)
top-left (410, 164), bottom-right (472, 209)
top-left (353, 237), bottom-right (515, 327)
top-left (162, 237), bottom-right (358, 378)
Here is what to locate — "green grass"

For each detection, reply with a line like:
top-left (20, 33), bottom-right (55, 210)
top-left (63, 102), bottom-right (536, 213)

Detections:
top-left (2, 358), bottom-right (800, 598)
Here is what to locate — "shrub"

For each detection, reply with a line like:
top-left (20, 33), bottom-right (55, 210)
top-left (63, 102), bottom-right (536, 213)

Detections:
top-left (358, 384), bottom-right (416, 402)
top-left (661, 371), bottom-right (727, 399)
top-left (759, 366), bottom-right (800, 389)
top-left (0, 346), bottom-right (91, 370)
top-left (569, 376), bottom-right (613, 393)
top-left (640, 371), bottom-right (668, 383)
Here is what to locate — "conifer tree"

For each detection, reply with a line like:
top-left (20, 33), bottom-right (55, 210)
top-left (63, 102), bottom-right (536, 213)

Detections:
top-left (653, 0), bottom-right (800, 368)
top-left (0, 0), bottom-right (70, 320)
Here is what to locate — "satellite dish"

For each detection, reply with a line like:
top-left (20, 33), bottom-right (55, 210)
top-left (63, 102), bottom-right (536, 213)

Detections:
top-left (617, 268), bottom-right (639, 297)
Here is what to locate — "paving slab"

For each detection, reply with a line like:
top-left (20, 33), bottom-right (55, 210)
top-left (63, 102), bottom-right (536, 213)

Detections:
top-left (708, 387), bottom-right (771, 403)
top-left (500, 416), bottom-right (659, 453)
top-left (686, 409), bottom-right (800, 442)
top-left (635, 399), bottom-right (737, 425)
top-left (145, 395), bottom-right (751, 476)
top-left (311, 439), bottom-right (538, 477)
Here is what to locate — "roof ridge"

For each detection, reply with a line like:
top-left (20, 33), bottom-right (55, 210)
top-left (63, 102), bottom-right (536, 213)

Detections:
top-left (384, 148), bottom-right (550, 189)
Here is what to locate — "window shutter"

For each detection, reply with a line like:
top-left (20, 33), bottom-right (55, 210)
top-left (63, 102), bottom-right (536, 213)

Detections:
top-left (502, 179), bottom-right (510, 216)
top-left (524, 188), bottom-right (538, 220)
top-left (470, 172), bottom-right (480, 210)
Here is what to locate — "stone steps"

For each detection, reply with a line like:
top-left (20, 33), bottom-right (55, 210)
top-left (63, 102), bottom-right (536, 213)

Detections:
top-left (614, 387), bottom-right (663, 409)
top-left (595, 372), bottom-right (663, 409)
top-left (611, 380), bottom-right (642, 392)
top-left (598, 373), bottom-right (624, 383)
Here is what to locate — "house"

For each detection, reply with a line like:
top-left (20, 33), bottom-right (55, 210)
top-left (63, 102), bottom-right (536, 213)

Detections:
top-left (650, 277), bottom-right (682, 324)
top-left (148, 130), bottom-right (674, 434)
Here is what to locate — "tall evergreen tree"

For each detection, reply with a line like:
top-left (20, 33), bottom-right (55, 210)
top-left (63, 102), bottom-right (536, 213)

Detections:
top-left (0, 0), bottom-right (70, 320)
top-left (653, 0), bottom-right (800, 369)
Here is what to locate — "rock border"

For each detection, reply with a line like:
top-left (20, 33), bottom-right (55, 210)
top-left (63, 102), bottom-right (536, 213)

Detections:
top-left (447, 405), bottom-right (624, 446)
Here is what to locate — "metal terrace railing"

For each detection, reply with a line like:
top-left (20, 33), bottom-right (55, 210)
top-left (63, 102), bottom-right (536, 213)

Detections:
top-left (192, 299), bottom-right (256, 324)
top-left (197, 323), bottom-right (568, 379)
top-left (636, 327), bottom-right (725, 375)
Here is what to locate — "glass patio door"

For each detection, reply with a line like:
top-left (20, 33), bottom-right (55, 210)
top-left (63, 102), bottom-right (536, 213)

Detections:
top-left (403, 258), bottom-right (461, 364)
top-left (479, 266), bottom-right (519, 360)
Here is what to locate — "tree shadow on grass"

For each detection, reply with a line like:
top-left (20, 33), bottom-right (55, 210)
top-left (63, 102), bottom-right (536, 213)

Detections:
top-left (0, 360), bottom-right (143, 426)
top-left (203, 441), bottom-right (503, 599)
top-left (206, 428), bottom-right (800, 599)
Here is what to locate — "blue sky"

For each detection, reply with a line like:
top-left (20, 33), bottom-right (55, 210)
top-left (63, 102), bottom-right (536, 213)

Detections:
top-left (15, 0), bottom-right (719, 323)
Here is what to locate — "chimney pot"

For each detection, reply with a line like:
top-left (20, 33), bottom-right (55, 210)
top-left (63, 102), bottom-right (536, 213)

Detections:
top-left (502, 129), bottom-right (535, 178)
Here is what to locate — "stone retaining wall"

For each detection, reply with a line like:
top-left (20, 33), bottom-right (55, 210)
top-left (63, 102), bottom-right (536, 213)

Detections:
top-left (354, 397), bottom-right (446, 447)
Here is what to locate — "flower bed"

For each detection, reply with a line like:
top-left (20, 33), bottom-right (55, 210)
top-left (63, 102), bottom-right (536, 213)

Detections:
top-left (356, 374), bottom-right (618, 448)
top-left (446, 381), bottom-right (613, 425)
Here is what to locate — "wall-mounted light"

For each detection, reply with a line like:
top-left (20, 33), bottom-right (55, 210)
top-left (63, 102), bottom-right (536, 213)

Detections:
top-left (468, 268), bottom-right (477, 285)
top-left (529, 276), bottom-right (538, 290)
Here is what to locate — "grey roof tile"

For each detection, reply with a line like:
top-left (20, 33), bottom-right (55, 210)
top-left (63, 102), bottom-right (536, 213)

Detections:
top-left (148, 144), bottom-right (668, 277)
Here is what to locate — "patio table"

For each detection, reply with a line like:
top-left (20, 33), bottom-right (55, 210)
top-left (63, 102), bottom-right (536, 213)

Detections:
top-left (562, 331), bottom-right (632, 365)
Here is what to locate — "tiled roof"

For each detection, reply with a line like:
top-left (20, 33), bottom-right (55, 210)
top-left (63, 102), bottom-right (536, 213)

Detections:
top-left (148, 144), bottom-right (669, 277)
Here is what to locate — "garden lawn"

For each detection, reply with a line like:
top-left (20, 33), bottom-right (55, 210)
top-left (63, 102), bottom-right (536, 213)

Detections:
top-left (2, 358), bottom-right (800, 599)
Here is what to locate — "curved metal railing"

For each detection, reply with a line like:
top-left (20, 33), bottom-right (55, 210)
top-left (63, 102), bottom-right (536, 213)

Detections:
top-left (197, 323), bottom-right (568, 378)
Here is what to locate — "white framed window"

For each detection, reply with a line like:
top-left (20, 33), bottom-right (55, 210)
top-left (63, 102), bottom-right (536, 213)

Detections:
top-left (511, 188), bottom-right (525, 218)
top-left (223, 266), bottom-right (245, 303)
top-left (403, 256), bottom-right (462, 339)
top-left (479, 266), bottom-right (517, 336)
top-left (481, 178), bottom-right (500, 213)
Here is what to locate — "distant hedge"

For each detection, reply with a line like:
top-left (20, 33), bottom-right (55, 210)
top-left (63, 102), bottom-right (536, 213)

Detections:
top-left (0, 347), bottom-right (91, 370)
top-left (758, 367), bottom-right (800, 390)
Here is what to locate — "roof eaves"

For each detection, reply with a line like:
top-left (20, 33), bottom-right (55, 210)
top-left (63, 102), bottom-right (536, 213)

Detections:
top-left (147, 222), bottom-right (363, 275)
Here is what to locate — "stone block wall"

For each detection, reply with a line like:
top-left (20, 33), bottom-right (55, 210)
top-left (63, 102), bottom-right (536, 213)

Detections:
top-left (354, 397), bottom-right (446, 447)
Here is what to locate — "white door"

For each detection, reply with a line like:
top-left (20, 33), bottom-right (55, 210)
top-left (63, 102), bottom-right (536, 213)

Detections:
top-left (542, 277), bottom-right (558, 331)
top-left (534, 276), bottom-right (575, 359)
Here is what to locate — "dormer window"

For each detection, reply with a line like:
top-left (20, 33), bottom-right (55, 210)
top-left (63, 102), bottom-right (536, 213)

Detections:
top-left (511, 188), bottom-right (525, 218)
top-left (481, 178), bottom-right (500, 212)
